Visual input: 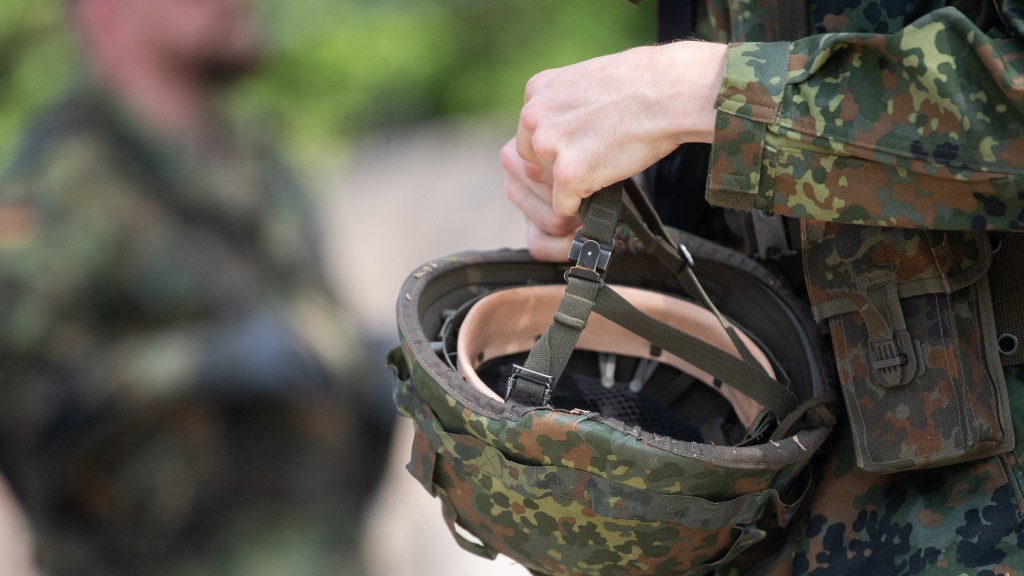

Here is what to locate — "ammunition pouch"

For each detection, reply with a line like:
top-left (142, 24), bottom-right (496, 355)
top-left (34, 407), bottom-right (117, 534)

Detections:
top-left (802, 221), bottom-right (1014, 473)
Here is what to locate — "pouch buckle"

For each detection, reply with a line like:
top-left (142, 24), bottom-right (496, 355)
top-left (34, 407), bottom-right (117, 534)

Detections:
top-left (869, 329), bottom-right (924, 388)
top-left (505, 364), bottom-right (554, 405)
top-left (565, 231), bottom-right (612, 284)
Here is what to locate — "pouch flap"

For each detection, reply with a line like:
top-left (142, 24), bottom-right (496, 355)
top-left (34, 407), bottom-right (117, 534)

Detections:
top-left (803, 221), bottom-right (992, 321)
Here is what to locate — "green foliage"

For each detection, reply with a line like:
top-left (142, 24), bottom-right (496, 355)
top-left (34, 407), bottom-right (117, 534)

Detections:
top-left (0, 0), bottom-right (75, 169)
top-left (0, 0), bottom-right (654, 166)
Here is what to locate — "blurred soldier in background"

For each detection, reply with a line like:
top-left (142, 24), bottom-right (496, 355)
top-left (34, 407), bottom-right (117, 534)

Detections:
top-left (0, 0), bottom-right (381, 574)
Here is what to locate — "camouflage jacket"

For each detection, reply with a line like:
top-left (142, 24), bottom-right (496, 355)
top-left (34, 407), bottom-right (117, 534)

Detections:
top-left (0, 85), bottom-right (362, 444)
top-left (0, 81), bottom-right (364, 467)
top-left (0, 85), bottom-right (370, 574)
top-left (689, 1), bottom-right (1024, 574)
top-left (703, 0), bottom-right (1024, 230)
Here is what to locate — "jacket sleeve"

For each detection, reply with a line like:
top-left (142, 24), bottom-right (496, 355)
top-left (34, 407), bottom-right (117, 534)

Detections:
top-left (705, 3), bottom-right (1024, 230)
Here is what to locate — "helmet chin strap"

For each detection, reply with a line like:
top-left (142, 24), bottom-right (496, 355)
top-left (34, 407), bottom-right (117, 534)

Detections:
top-left (456, 283), bottom-right (773, 429)
top-left (506, 180), bottom-right (802, 433)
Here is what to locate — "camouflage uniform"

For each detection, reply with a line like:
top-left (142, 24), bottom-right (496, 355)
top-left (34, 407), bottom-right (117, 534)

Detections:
top-left (0, 85), bottom-right (374, 575)
top-left (701, 0), bottom-right (1024, 573)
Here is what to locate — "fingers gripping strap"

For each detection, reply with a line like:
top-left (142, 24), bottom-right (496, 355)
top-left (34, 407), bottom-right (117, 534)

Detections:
top-left (511, 180), bottom-right (797, 422)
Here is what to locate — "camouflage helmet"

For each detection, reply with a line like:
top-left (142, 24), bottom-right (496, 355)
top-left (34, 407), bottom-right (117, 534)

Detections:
top-left (389, 181), bottom-right (837, 575)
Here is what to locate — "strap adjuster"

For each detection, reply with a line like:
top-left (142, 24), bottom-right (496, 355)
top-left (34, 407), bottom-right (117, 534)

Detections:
top-left (566, 231), bottom-right (612, 284)
top-left (505, 364), bottom-right (553, 405)
top-left (678, 242), bottom-right (694, 269)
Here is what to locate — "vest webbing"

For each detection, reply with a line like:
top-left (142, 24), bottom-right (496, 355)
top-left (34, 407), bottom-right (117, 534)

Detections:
top-left (990, 232), bottom-right (1024, 366)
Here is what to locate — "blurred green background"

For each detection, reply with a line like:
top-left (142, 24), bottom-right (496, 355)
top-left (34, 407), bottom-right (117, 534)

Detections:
top-left (0, 0), bottom-right (655, 169)
top-left (0, 3), bottom-right (655, 573)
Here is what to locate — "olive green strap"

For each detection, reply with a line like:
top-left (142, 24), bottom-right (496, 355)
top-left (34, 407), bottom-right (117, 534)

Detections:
top-left (619, 180), bottom-right (770, 374)
top-left (593, 286), bottom-right (799, 420)
top-left (506, 274), bottom-right (603, 405)
top-left (509, 180), bottom-right (798, 421)
top-left (507, 183), bottom-right (623, 405)
top-left (577, 185), bottom-right (621, 249)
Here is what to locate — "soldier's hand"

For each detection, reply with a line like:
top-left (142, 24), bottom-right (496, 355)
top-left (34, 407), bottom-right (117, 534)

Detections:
top-left (512, 41), bottom-right (726, 218)
top-left (501, 137), bottom-right (581, 261)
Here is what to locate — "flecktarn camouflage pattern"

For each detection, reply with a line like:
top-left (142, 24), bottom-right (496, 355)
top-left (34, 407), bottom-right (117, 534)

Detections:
top-left (704, 0), bottom-right (1024, 229)
top-left (722, 378), bottom-right (1024, 575)
top-left (392, 0), bottom-right (1024, 568)
top-left (802, 221), bottom-right (1012, 473)
top-left (390, 202), bottom-right (837, 576)
top-left (694, 0), bottom-right (1024, 570)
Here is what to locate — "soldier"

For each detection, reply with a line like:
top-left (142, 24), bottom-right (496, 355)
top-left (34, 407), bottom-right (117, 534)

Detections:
top-left (0, 0), bottom-right (374, 574)
top-left (503, 0), bottom-right (1024, 573)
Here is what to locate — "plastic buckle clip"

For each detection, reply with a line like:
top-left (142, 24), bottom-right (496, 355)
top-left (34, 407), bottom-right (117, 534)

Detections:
top-left (505, 364), bottom-right (554, 405)
top-left (566, 231), bottom-right (612, 284)
top-left (869, 330), bottom-right (924, 388)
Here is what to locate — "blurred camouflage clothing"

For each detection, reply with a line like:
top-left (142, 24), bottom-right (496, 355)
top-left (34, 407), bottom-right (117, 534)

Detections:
top-left (0, 85), bottom-right (373, 575)
top-left (698, 0), bottom-right (1024, 573)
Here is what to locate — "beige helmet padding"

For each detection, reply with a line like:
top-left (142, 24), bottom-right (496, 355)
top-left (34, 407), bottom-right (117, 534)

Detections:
top-left (457, 284), bottom-right (773, 428)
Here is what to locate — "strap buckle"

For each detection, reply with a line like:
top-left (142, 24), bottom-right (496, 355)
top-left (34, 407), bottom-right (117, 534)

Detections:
top-left (505, 364), bottom-right (554, 405)
top-left (565, 231), bottom-right (612, 284)
top-left (678, 242), bottom-right (695, 269)
top-left (869, 330), bottom-right (924, 387)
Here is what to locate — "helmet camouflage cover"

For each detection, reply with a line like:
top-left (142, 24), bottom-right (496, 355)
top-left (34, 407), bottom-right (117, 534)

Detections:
top-left (389, 181), bottom-right (837, 575)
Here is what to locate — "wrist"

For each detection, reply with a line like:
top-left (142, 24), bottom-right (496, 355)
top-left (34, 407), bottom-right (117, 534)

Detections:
top-left (660, 41), bottom-right (726, 144)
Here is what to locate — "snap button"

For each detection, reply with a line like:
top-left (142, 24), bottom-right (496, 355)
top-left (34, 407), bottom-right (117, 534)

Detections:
top-left (998, 333), bottom-right (1019, 357)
